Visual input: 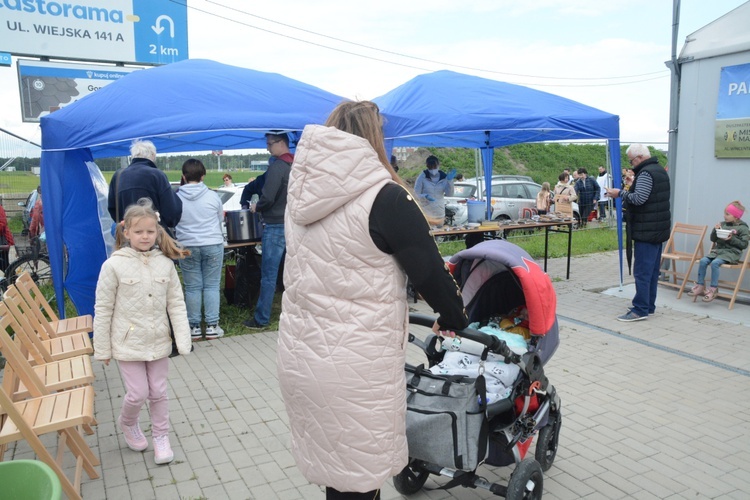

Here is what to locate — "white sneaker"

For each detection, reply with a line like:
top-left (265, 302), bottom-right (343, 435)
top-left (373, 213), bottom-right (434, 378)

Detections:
top-left (190, 326), bottom-right (203, 341)
top-left (153, 435), bottom-right (174, 465)
top-left (118, 416), bottom-right (148, 452)
top-left (205, 324), bottom-right (224, 340)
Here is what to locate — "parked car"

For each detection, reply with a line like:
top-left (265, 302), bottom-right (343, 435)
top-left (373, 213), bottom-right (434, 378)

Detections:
top-left (217, 183), bottom-right (247, 212)
top-left (444, 180), bottom-right (580, 226)
top-left (444, 183), bottom-right (478, 225)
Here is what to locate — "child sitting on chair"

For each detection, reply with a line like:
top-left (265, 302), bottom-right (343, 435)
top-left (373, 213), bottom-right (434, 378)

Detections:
top-left (688, 201), bottom-right (749, 302)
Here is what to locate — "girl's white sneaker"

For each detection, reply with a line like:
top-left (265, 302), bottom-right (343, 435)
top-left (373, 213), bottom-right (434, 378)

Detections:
top-left (153, 435), bottom-right (174, 465)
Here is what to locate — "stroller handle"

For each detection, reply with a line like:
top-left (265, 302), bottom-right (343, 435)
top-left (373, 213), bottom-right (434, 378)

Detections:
top-left (409, 312), bottom-right (515, 358)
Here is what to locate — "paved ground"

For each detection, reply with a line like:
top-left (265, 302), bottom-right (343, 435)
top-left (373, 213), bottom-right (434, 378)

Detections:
top-left (5, 249), bottom-right (750, 499)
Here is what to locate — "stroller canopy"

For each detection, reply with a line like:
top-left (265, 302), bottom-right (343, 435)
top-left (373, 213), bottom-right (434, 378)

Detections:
top-left (449, 240), bottom-right (557, 336)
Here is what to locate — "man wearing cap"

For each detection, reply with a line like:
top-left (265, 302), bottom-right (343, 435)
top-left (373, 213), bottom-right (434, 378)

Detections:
top-left (606, 144), bottom-right (671, 322)
top-left (244, 134), bottom-right (293, 329)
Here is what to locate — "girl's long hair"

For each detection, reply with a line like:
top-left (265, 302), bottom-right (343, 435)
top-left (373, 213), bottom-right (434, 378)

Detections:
top-left (324, 100), bottom-right (406, 188)
top-left (114, 198), bottom-right (190, 259)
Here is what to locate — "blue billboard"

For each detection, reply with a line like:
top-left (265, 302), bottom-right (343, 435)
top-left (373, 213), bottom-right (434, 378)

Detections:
top-left (715, 63), bottom-right (750, 158)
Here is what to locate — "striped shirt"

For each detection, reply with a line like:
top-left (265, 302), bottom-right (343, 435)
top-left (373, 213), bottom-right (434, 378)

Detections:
top-left (621, 171), bottom-right (652, 206)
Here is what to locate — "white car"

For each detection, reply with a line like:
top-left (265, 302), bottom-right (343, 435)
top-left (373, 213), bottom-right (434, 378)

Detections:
top-left (216, 182), bottom-right (247, 212)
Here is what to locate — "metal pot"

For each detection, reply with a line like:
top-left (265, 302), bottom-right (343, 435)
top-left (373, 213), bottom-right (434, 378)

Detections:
top-left (225, 209), bottom-right (264, 242)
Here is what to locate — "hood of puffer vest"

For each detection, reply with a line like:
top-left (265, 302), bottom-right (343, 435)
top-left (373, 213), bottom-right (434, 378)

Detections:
top-left (287, 124), bottom-right (393, 226)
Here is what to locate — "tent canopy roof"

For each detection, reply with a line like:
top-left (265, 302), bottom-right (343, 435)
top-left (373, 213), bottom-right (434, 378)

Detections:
top-left (373, 70), bottom-right (619, 148)
top-left (40, 59), bottom-right (345, 158)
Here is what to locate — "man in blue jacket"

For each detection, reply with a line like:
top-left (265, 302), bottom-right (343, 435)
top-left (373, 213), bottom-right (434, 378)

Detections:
top-left (108, 139), bottom-right (182, 232)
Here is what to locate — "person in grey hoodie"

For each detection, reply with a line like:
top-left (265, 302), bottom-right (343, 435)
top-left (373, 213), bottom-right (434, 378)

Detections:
top-left (175, 159), bottom-right (226, 341)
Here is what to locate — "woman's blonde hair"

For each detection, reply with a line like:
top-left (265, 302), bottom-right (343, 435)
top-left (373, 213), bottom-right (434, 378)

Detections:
top-left (324, 100), bottom-right (405, 187)
top-left (541, 182), bottom-right (551, 192)
top-left (114, 198), bottom-right (190, 259)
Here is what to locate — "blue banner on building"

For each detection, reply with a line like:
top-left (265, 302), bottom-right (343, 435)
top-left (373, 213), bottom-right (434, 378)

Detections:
top-left (716, 62), bottom-right (750, 158)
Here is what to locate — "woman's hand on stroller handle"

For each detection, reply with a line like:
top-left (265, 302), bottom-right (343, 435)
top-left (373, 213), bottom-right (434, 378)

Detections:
top-left (431, 320), bottom-right (456, 338)
top-left (411, 313), bottom-right (510, 356)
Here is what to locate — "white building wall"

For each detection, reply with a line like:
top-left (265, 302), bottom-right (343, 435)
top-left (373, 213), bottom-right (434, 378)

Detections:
top-left (673, 50), bottom-right (750, 293)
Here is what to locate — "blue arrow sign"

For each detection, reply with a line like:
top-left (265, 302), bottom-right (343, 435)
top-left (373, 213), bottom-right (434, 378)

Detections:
top-left (133, 0), bottom-right (188, 65)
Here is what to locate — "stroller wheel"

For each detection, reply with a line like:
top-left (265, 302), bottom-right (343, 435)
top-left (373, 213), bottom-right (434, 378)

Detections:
top-left (535, 411), bottom-right (562, 471)
top-left (392, 462), bottom-right (430, 495)
top-left (506, 458), bottom-right (543, 500)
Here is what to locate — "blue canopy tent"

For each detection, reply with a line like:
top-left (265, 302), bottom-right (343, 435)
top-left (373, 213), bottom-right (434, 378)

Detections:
top-left (373, 70), bottom-right (623, 280)
top-left (40, 59), bottom-right (344, 317)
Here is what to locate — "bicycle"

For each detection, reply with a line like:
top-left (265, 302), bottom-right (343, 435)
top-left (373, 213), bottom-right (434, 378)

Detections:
top-left (2, 235), bottom-right (52, 292)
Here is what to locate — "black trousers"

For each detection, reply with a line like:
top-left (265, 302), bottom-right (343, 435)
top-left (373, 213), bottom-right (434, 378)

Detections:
top-left (325, 487), bottom-right (380, 500)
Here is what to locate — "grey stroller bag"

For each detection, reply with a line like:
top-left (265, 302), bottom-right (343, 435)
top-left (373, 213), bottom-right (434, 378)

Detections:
top-left (405, 364), bottom-right (488, 471)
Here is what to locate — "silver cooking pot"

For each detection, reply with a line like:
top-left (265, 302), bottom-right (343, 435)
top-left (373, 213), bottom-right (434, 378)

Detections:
top-left (225, 209), bottom-right (264, 242)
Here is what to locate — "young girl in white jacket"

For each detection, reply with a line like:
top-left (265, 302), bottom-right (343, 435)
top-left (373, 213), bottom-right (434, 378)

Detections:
top-left (94, 198), bottom-right (191, 465)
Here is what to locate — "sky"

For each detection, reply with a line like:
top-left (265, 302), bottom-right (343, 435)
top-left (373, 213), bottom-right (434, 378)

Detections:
top-left (0, 0), bottom-right (748, 152)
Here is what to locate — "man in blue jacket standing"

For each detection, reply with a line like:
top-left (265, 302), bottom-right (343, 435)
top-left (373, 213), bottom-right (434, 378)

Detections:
top-left (108, 139), bottom-right (182, 232)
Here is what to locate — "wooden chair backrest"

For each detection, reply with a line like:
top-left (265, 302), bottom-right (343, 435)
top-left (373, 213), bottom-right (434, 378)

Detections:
top-left (4, 285), bottom-right (56, 341)
top-left (1, 289), bottom-right (54, 364)
top-left (0, 303), bottom-right (50, 399)
top-left (663, 222), bottom-right (708, 258)
top-left (16, 271), bottom-right (60, 322)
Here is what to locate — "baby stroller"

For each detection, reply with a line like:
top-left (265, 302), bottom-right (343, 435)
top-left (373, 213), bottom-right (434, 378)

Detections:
top-left (394, 239), bottom-right (562, 499)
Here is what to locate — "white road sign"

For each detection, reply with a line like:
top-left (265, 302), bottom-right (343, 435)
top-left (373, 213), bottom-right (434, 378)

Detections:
top-left (0, 0), bottom-right (188, 65)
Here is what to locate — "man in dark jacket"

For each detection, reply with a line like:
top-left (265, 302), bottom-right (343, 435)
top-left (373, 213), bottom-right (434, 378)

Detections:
top-left (606, 144), bottom-right (671, 322)
top-left (239, 156), bottom-right (274, 209)
top-left (574, 167), bottom-right (598, 228)
top-left (243, 134), bottom-right (292, 329)
top-left (108, 139), bottom-right (182, 231)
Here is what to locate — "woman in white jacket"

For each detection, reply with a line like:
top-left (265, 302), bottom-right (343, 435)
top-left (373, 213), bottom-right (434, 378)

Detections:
top-left (278, 101), bottom-right (468, 499)
top-left (413, 155), bottom-right (455, 221)
top-left (94, 198), bottom-right (191, 466)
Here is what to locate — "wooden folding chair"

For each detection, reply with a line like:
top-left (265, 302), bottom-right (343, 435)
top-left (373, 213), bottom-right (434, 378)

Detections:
top-left (0, 306), bottom-right (99, 500)
top-left (660, 222), bottom-right (708, 299)
top-left (14, 272), bottom-right (93, 336)
top-left (0, 302), bottom-right (95, 405)
top-left (1, 290), bottom-right (92, 364)
top-left (0, 386), bottom-right (98, 500)
top-left (703, 250), bottom-right (750, 310)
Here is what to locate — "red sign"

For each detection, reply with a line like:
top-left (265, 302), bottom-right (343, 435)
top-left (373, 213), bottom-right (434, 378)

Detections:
top-left (212, 150), bottom-right (223, 156)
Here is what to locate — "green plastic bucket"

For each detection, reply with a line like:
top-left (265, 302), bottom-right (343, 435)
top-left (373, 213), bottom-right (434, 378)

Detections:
top-left (0, 460), bottom-right (61, 500)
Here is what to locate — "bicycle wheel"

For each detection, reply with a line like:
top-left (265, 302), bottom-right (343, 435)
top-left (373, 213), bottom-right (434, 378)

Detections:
top-left (5, 255), bottom-right (52, 287)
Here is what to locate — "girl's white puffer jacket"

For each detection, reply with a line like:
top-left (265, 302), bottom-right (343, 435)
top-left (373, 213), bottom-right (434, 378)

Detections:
top-left (278, 125), bottom-right (409, 493)
top-left (93, 247), bottom-right (191, 361)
